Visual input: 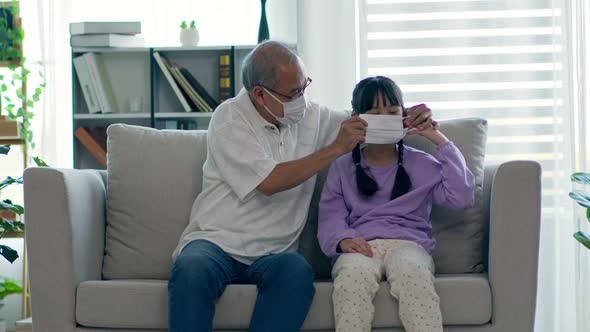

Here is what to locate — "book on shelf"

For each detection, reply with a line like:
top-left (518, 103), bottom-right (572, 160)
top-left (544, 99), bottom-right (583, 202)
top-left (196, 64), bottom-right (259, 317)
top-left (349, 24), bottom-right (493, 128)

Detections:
top-left (153, 51), bottom-right (192, 112)
top-left (179, 68), bottom-right (219, 109)
top-left (70, 34), bottom-right (145, 48)
top-left (218, 52), bottom-right (232, 103)
top-left (82, 52), bottom-right (119, 113)
top-left (165, 60), bottom-right (212, 112)
top-left (74, 127), bottom-right (107, 168)
top-left (73, 55), bottom-right (101, 113)
top-left (70, 21), bottom-right (142, 35)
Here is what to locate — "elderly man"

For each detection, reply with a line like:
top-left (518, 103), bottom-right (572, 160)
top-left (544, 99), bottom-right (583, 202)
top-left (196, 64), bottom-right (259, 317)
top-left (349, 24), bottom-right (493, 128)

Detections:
top-left (168, 40), bottom-right (434, 332)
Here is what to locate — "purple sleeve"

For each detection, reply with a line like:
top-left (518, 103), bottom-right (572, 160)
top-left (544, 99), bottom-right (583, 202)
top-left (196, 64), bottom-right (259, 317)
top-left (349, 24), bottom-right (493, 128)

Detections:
top-left (317, 162), bottom-right (359, 258)
top-left (431, 141), bottom-right (476, 210)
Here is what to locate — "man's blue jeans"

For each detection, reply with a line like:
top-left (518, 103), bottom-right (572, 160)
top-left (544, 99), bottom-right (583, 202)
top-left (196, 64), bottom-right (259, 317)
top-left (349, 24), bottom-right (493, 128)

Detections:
top-left (168, 239), bottom-right (316, 332)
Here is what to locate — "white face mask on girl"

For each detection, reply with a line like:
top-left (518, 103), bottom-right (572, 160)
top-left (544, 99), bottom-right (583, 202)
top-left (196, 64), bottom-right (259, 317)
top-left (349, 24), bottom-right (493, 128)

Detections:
top-left (262, 87), bottom-right (307, 126)
top-left (359, 114), bottom-right (408, 144)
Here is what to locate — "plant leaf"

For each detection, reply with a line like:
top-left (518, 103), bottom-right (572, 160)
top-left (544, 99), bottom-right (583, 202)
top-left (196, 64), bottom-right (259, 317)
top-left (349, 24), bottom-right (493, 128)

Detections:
top-left (587, 208), bottom-right (590, 223)
top-left (0, 245), bottom-right (19, 264)
top-left (571, 172), bottom-right (590, 184)
top-left (0, 145), bottom-right (10, 155)
top-left (574, 231), bottom-right (590, 250)
top-left (33, 156), bottom-right (48, 167)
top-left (0, 218), bottom-right (25, 232)
top-left (0, 200), bottom-right (24, 215)
top-left (569, 191), bottom-right (590, 208)
top-left (0, 176), bottom-right (23, 190)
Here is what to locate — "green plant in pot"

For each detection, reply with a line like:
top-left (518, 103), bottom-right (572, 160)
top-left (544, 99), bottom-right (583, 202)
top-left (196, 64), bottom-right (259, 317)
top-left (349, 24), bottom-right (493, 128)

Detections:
top-left (0, 144), bottom-right (46, 263)
top-left (569, 172), bottom-right (590, 249)
top-left (0, 1), bottom-right (46, 154)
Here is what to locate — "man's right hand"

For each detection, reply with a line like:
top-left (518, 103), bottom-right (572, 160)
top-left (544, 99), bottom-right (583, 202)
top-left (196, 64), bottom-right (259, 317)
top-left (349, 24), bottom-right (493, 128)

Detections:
top-left (338, 237), bottom-right (373, 257)
top-left (330, 115), bottom-right (367, 155)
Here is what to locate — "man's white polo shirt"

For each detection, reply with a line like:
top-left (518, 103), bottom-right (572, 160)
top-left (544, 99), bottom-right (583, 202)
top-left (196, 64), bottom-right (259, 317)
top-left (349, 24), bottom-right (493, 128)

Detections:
top-left (172, 88), bottom-right (348, 264)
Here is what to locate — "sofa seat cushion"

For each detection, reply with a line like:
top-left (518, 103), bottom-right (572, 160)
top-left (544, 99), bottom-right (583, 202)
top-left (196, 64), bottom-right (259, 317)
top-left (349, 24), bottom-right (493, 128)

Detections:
top-left (76, 275), bottom-right (491, 330)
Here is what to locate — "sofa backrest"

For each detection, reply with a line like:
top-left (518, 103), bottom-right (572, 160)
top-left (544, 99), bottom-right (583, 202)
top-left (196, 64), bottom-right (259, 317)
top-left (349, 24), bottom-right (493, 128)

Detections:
top-left (102, 118), bottom-right (487, 280)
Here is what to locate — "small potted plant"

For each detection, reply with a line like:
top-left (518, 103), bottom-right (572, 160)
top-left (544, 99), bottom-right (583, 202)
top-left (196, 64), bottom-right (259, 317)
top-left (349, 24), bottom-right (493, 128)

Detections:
top-left (179, 20), bottom-right (199, 47)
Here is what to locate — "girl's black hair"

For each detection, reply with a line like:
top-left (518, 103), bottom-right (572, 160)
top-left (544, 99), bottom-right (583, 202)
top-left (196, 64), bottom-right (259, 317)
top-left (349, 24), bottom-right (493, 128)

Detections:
top-left (351, 76), bottom-right (411, 200)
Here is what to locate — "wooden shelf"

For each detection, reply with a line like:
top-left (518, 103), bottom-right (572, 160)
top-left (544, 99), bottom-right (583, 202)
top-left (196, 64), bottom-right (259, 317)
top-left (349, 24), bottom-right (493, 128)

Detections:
top-left (155, 112), bottom-right (213, 119)
top-left (72, 45), bottom-right (258, 168)
top-left (72, 47), bottom-right (149, 54)
top-left (74, 113), bottom-right (151, 120)
top-left (0, 138), bottom-right (25, 145)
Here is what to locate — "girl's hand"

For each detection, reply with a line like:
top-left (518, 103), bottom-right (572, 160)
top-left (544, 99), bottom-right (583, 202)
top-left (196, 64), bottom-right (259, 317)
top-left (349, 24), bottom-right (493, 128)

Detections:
top-left (338, 237), bottom-right (373, 257)
top-left (405, 104), bottom-right (448, 145)
top-left (403, 104), bottom-right (433, 130)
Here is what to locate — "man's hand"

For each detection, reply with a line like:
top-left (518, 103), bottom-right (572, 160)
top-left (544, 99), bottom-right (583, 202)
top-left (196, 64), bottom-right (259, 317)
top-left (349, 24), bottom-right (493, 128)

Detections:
top-left (338, 237), bottom-right (373, 257)
top-left (404, 104), bottom-right (437, 131)
top-left (330, 116), bottom-right (367, 155)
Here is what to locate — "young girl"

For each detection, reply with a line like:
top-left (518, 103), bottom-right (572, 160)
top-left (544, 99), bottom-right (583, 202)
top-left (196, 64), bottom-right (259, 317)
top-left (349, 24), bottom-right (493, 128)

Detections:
top-left (318, 76), bottom-right (475, 332)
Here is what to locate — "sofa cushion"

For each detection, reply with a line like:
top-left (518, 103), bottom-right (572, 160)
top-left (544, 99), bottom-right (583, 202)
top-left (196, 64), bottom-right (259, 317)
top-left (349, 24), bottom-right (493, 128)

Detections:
top-left (103, 124), bottom-right (207, 279)
top-left (404, 118), bottom-right (488, 273)
top-left (76, 275), bottom-right (492, 329)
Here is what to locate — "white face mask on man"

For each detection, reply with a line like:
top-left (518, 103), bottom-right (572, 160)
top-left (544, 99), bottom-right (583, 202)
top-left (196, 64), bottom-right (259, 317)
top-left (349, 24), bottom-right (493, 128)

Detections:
top-left (262, 87), bottom-right (307, 126)
top-left (359, 114), bottom-right (408, 144)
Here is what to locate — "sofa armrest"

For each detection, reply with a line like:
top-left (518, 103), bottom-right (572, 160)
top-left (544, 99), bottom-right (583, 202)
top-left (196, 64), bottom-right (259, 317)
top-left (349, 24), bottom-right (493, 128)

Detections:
top-left (24, 167), bottom-right (107, 332)
top-left (487, 160), bottom-right (541, 331)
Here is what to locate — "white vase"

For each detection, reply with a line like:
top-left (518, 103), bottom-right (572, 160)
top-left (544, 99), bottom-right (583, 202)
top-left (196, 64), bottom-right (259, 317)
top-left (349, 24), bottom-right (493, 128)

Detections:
top-left (0, 319), bottom-right (5, 332)
top-left (179, 28), bottom-right (199, 47)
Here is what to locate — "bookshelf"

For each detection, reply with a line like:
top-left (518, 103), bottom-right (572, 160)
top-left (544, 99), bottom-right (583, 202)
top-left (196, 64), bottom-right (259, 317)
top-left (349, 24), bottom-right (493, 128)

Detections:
top-left (72, 45), bottom-right (255, 169)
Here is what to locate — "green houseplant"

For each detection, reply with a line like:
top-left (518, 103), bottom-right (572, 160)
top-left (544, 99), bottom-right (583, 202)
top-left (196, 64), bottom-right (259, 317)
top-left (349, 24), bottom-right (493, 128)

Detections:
top-left (569, 172), bottom-right (590, 249)
top-left (0, 144), bottom-right (46, 263)
top-left (0, 0), bottom-right (46, 153)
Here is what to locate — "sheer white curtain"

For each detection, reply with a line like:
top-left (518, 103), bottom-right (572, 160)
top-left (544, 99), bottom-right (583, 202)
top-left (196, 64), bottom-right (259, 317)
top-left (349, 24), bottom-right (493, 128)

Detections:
top-left (297, 3), bottom-right (587, 331)
top-left (566, 0), bottom-right (590, 329)
top-left (351, 0), bottom-right (585, 331)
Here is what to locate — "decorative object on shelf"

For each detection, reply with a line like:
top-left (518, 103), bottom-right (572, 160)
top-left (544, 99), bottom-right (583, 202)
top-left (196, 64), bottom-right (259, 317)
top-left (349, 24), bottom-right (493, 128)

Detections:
top-left (569, 172), bottom-right (590, 249)
top-left (258, 0), bottom-right (269, 43)
top-left (179, 20), bottom-right (199, 47)
top-left (0, 1), bottom-right (23, 64)
top-left (128, 96), bottom-right (143, 113)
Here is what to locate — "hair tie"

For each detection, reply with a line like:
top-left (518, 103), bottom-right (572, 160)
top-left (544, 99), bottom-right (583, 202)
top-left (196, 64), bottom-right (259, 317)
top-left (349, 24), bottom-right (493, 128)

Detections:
top-left (355, 162), bottom-right (361, 167)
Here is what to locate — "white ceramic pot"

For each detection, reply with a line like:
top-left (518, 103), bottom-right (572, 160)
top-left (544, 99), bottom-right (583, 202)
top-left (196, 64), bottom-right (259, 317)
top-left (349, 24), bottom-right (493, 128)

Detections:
top-left (180, 28), bottom-right (199, 47)
top-left (0, 319), bottom-right (5, 332)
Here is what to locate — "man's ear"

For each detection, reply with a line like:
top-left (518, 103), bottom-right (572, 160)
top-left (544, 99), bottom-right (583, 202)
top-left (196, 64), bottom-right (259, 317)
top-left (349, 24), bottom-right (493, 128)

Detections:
top-left (250, 86), bottom-right (265, 107)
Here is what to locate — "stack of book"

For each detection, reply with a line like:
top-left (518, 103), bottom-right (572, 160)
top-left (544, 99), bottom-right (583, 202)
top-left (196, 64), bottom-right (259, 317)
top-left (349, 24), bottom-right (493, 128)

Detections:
top-left (153, 52), bottom-right (219, 113)
top-left (70, 21), bottom-right (144, 48)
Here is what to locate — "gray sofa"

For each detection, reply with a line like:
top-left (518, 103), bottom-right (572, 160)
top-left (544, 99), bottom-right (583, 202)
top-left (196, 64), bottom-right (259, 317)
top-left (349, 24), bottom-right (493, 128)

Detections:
top-left (24, 117), bottom-right (541, 332)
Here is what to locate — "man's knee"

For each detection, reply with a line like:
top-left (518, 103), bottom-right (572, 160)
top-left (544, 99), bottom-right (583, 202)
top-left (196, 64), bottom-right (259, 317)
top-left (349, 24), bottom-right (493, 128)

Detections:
top-left (265, 252), bottom-right (315, 287)
top-left (169, 251), bottom-right (225, 296)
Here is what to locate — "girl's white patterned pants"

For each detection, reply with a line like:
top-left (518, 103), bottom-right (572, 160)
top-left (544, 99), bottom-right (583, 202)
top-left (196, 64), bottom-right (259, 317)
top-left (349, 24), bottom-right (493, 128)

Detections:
top-left (331, 239), bottom-right (442, 332)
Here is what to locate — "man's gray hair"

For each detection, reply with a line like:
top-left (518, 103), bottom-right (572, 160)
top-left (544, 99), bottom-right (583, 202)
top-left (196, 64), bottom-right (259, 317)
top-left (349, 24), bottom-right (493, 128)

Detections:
top-left (242, 40), bottom-right (300, 91)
